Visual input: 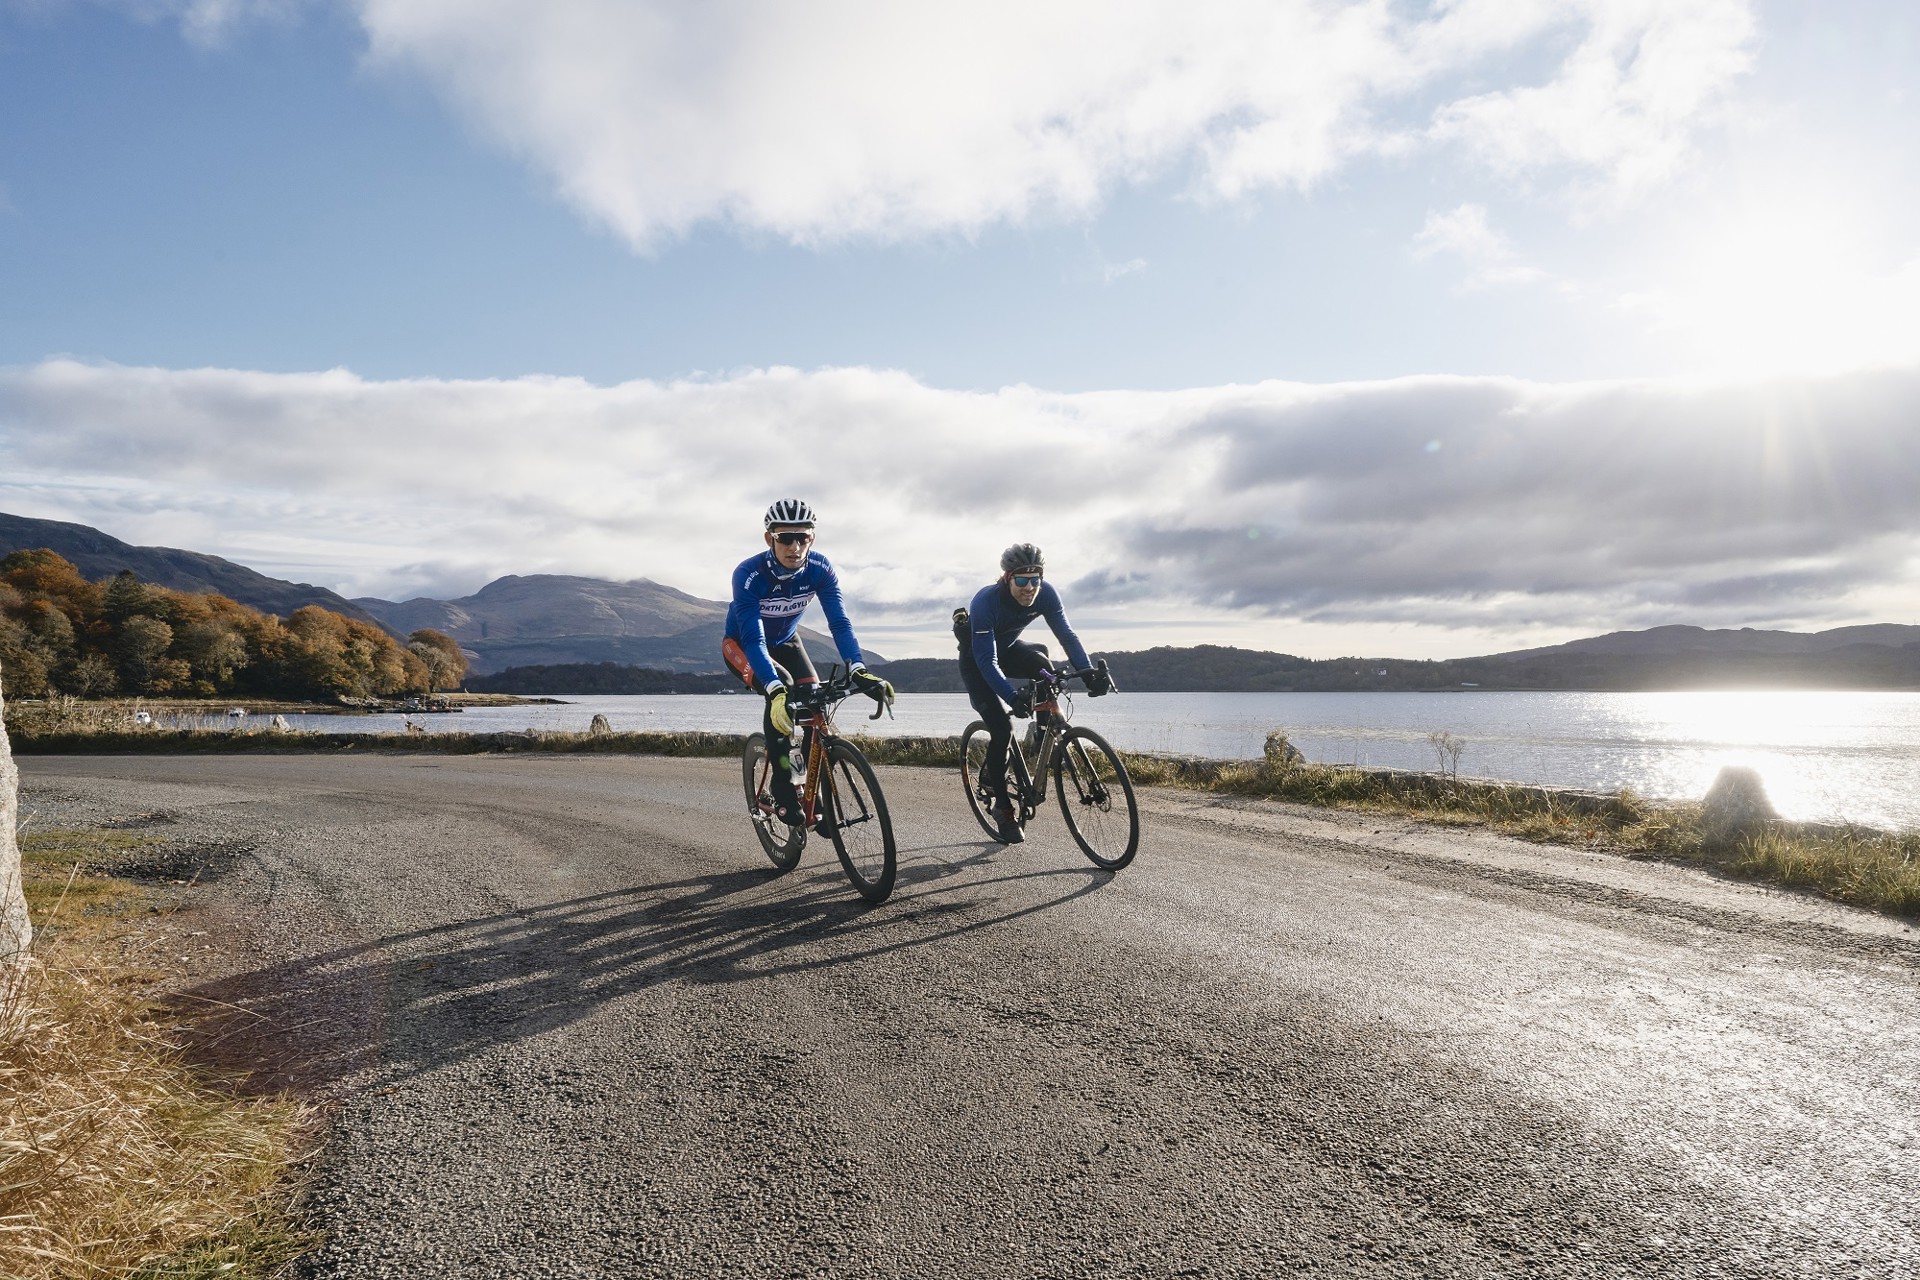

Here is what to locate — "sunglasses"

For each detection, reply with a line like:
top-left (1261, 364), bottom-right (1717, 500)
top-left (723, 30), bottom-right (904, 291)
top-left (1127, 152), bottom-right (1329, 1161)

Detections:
top-left (771, 530), bottom-right (814, 546)
top-left (1011, 573), bottom-right (1043, 588)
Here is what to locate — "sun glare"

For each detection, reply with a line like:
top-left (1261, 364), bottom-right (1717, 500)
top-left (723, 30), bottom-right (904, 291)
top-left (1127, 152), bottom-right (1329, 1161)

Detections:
top-left (1629, 188), bottom-right (1920, 376)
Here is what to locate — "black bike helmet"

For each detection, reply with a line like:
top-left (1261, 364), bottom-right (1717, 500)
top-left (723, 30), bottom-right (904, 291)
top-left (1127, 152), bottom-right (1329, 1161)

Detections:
top-left (999, 542), bottom-right (1044, 574)
top-left (764, 498), bottom-right (817, 529)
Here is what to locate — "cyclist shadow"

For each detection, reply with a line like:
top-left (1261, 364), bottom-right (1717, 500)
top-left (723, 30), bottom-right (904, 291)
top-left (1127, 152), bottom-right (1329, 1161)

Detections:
top-left (175, 847), bottom-right (1109, 1097)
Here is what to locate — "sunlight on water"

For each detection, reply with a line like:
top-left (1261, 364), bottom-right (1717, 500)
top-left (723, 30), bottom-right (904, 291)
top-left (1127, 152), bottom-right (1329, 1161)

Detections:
top-left (273, 689), bottom-right (1920, 830)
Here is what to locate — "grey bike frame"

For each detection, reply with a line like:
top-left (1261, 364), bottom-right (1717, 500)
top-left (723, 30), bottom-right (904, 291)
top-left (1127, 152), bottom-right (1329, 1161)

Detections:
top-left (1008, 712), bottom-right (1069, 813)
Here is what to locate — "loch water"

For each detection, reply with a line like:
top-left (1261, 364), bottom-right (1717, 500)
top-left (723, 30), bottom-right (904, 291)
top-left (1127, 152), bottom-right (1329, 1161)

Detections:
top-left (264, 688), bottom-right (1920, 830)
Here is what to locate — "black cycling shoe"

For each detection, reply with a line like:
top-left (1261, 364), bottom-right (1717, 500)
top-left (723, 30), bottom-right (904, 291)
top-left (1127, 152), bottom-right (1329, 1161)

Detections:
top-left (993, 801), bottom-right (1025, 845)
top-left (769, 774), bottom-right (804, 827)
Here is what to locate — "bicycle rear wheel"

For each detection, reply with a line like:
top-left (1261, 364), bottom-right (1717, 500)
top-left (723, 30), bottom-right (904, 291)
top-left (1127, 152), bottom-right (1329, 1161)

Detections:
top-left (1053, 727), bottom-right (1139, 870)
top-left (822, 738), bottom-right (896, 903)
top-left (742, 732), bottom-right (804, 871)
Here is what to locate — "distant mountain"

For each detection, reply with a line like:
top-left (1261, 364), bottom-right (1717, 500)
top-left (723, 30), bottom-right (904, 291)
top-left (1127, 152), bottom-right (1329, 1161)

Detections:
top-left (1493, 623), bottom-right (1920, 660)
top-left (0, 511), bottom-right (383, 627)
top-left (879, 628), bottom-right (1920, 694)
top-left (465, 663), bottom-right (738, 695)
top-left (354, 573), bottom-right (886, 675)
top-left (354, 574), bottom-right (727, 643)
top-left (7, 511), bottom-right (1909, 690)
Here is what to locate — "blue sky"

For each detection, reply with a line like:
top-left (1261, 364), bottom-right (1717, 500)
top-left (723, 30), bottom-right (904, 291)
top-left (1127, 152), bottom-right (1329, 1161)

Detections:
top-left (3, 1), bottom-right (1919, 658)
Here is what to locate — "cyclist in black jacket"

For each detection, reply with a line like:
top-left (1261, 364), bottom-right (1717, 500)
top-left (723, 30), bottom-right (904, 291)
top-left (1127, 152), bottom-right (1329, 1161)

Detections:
top-left (956, 542), bottom-right (1110, 842)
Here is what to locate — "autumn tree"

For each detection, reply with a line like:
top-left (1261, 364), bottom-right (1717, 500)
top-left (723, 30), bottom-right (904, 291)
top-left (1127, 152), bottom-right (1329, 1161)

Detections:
top-left (286, 607), bottom-right (429, 700)
top-left (65, 653), bottom-right (118, 697)
top-left (407, 629), bottom-right (469, 691)
top-left (1, 550), bottom-right (102, 626)
top-left (0, 607), bottom-right (49, 699)
top-left (0, 551), bottom-right (427, 703)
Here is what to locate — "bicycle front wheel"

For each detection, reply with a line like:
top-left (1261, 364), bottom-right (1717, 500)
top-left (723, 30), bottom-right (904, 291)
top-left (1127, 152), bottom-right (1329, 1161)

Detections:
top-left (959, 721), bottom-right (1030, 842)
top-left (1053, 727), bottom-right (1139, 870)
top-left (823, 738), bottom-right (897, 903)
top-left (742, 732), bottom-right (804, 872)
top-left (959, 721), bottom-right (1001, 839)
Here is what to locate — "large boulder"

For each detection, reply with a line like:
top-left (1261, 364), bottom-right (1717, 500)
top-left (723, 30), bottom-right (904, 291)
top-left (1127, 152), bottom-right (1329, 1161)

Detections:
top-left (1701, 765), bottom-right (1778, 841)
top-left (1264, 729), bottom-right (1305, 769)
top-left (0, 669), bottom-right (32, 993)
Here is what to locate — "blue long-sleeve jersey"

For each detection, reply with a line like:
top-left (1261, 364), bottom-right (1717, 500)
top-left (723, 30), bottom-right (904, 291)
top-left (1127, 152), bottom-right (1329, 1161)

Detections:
top-left (968, 580), bottom-right (1092, 703)
top-left (725, 549), bottom-right (864, 689)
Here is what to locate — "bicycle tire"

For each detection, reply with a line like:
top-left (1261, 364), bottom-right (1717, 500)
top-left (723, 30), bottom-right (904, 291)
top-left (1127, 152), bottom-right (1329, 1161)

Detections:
top-left (742, 732), bottom-right (804, 871)
top-left (960, 721), bottom-right (1030, 842)
top-left (822, 738), bottom-right (896, 903)
top-left (1053, 726), bottom-right (1139, 870)
top-left (959, 721), bottom-right (1000, 839)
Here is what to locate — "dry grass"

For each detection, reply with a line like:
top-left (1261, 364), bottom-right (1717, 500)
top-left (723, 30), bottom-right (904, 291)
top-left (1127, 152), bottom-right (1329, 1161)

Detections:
top-left (3, 699), bottom-right (331, 738)
top-left (1120, 751), bottom-right (1920, 919)
top-left (1724, 826), bottom-right (1920, 917)
top-left (1, 830), bottom-right (315, 1279)
top-left (6, 726), bottom-right (756, 757)
top-left (855, 730), bottom-right (1920, 919)
top-left (16, 830), bottom-right (162, 927)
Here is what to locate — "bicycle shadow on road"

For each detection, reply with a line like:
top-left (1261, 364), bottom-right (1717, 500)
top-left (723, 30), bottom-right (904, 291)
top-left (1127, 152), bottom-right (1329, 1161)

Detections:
top-left (175, 846), bottom-right (1110, 1096)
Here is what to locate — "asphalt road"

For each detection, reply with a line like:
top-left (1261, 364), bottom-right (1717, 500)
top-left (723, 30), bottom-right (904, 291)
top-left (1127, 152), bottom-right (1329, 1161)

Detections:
top-left (18, 752), bottom-right (1920, 1278)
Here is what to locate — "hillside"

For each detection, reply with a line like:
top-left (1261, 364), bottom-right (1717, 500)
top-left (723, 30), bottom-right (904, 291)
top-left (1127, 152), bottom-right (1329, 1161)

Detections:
top-left (464, 663), bottom-right (739, 695)
top-left (878, 631), bottom-right (1920, 694)
top-left (1493, 623), bottom-right (1920, 660)
top-left (354, 574), bottom-right (726, 641)
top-left (0, 512), bottom-right (383, 627)
top-left (6, 512), bottom-right (1911, 689)
top-left (354, 573), bottom-right (883, 675)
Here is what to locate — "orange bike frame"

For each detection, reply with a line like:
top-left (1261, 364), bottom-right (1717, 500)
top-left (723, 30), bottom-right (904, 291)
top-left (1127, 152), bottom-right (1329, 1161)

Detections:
top-left (759, 702), bottom-right (836, 824)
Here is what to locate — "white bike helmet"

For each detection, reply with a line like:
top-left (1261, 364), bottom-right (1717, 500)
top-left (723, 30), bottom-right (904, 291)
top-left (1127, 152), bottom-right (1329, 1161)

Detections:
top-left (764, 498), bottom-right (817, 529)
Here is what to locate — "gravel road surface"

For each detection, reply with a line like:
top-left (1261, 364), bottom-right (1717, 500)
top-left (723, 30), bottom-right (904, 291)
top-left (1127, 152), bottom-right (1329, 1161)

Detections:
top-left (18, 753), bottom-right (1920, 1278)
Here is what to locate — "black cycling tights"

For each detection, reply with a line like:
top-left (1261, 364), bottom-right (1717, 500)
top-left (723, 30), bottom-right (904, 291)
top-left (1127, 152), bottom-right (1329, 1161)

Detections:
top-left (959, 639), bottom-right (1053, 799)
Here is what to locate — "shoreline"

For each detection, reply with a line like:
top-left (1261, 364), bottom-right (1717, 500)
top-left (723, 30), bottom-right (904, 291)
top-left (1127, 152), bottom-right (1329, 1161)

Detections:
top-left (2, 692), bottom-right (559, 718)
top-left (7, 724), bottom-right (1916, 920)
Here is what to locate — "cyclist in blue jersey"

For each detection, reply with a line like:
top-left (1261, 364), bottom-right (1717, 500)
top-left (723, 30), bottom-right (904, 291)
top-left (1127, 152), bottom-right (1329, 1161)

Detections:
top-left (723, 498), bottom-right (893, 826)
top-left (956, 542), bottom-right (1111, 843)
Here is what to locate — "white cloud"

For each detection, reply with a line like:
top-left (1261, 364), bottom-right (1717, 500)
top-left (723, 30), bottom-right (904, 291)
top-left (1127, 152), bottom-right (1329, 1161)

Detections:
top-left (1615, 170), bottom-right (1920, 375)
top-left (1428, 0), bottom-right (1757, 205)
top-left (1412, 203), bottom-right (1547, 289)
top-left (4, 356), bottom-right (1917, 657)
top-left (98, 0), bottom-right (310, 44)
top-left (326, 0), bottom-right (1755, 247)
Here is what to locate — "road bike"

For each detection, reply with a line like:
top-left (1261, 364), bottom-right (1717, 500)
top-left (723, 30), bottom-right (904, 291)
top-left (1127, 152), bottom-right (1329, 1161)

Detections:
top-left (959, 660), bottom-right (1140, 870)
top-left (741, 666), bottom-right (898, 903)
